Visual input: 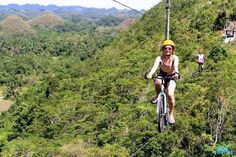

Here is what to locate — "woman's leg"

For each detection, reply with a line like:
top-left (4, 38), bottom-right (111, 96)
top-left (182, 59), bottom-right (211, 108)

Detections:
top-left (152, 79), bottom-right (162, 103)
top-left (155, 79), bottom-right (162, 95)
top-left (166, 80), bottom-right (176, 123)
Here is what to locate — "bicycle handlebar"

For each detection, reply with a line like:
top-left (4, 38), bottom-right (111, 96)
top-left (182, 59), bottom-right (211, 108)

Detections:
top-left (144, 72), bottom-right (180, 80)
top-left (144, 72), bottom-right (149, 79)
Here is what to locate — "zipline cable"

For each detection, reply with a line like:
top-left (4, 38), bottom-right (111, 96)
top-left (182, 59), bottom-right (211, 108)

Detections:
top-left (113, 0), bottom-right (144, 15)
top-left (130, 134), bottom-right (159, 157)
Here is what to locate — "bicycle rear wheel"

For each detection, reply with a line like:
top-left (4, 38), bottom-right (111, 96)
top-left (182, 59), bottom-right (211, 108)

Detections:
top-left (157, 95), bottom-right (165, 132)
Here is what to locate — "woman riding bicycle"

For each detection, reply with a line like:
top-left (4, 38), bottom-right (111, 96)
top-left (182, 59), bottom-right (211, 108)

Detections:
top-left (146, 39), bottom-right (179, 124)
top-left (197, 48), bottom-right (204, 73)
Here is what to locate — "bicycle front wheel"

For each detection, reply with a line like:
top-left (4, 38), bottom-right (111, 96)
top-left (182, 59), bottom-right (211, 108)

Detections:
top-left (157, 95), bottom-right (165, 133)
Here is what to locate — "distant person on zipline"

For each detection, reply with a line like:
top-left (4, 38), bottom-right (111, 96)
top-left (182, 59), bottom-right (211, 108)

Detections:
top-left (197, 48), bottom-right (205, 73)
top-left (146, 40), bottom-right (180, 124)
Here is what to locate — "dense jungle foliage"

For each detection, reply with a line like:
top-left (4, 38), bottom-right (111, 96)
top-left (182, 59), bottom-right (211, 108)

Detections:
top-left (0, 0), bottom-right (235, 156)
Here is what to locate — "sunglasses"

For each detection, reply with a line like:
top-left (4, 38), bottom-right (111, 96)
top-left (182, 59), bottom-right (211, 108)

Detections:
top-left (164, 47), bottom-right (172, 51)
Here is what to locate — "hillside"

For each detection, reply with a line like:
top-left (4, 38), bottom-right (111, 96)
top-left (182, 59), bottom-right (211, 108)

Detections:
top-left (28, 12), bottom-right (64, 27)
top-left (119, 18), bottom-right (136, 30)
top-left (0, 15), bottom-right (32, 33)
top-left (0, 0), bottom-right (235, 156)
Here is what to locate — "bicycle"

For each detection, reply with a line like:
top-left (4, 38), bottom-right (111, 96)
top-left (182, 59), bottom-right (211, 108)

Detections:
top-left (145, 73), bottom-right (178, 132)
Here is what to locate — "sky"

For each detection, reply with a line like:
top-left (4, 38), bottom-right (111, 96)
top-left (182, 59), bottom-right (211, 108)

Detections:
top-left (0, 0), bottom-right (161, 10)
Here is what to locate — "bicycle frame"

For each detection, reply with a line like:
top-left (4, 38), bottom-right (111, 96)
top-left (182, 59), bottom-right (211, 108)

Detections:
top-left (156, 76), bottom-right (171, 132)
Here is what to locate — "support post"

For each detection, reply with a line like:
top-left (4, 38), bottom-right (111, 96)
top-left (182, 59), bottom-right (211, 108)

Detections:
top-left (165, 0), bottom-right (171, 40)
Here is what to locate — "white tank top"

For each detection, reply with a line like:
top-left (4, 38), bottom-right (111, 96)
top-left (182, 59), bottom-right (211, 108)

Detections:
top-left (198, 54), bottom-right (204, 63)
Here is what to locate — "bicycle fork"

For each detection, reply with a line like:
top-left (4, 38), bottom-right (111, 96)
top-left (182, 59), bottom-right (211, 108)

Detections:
top-left (156, 92), bottom-right (167, 114)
